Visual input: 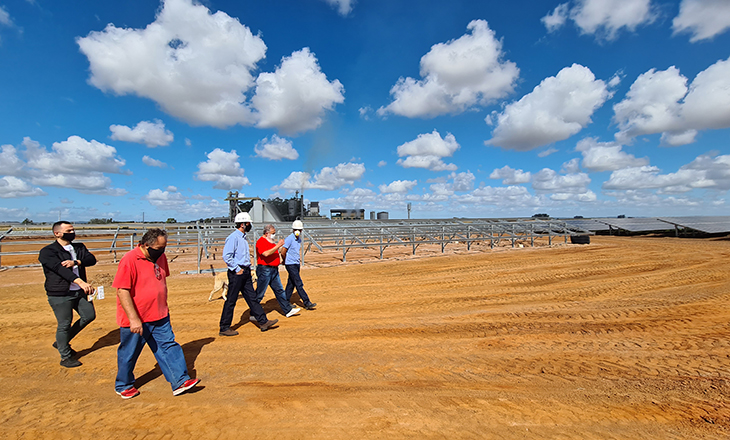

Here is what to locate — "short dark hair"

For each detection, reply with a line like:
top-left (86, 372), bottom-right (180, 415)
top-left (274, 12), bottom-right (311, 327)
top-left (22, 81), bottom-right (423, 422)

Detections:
top-left (140, 228), bottom-right (168, 246)
top-left (52, 221), bottom-right (72, 233)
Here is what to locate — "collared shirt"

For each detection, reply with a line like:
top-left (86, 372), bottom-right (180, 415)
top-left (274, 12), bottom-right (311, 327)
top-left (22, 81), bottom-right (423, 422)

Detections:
top-left (283, 233), bottom-right (301, 265)
top-left (112, 246), bottom-right (170, 327)
top-left (256, 236), bottom-right (280, 266)
top-left (223, 229), bottom-right (251, 271)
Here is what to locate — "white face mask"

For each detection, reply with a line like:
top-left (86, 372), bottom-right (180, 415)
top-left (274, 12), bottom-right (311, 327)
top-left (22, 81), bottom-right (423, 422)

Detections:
top-left (294, 230), bottom-right (301, 237)
top-left (270, 233), bottom-right (276, 240)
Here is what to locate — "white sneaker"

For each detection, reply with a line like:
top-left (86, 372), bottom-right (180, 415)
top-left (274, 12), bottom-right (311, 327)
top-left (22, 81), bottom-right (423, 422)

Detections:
top-left (285, 307), bottom-right (301, 318)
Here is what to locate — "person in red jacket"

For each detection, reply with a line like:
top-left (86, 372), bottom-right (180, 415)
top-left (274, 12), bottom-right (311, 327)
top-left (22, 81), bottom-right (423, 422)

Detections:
top-left (38, 221), bottom-right (96, 368)
top-left (255, 224), bottom-right (300, 318)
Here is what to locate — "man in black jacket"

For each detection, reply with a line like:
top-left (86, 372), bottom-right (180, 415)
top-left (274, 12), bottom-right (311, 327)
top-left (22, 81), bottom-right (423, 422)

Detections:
top-left (38, 221), bottom-right (96, 368)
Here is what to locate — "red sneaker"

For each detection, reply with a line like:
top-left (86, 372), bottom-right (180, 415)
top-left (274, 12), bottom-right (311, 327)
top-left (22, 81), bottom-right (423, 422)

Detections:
top-left (173, 378), bottom-right (201, 396)
top-left (116, 387), bottom-right (140, 399)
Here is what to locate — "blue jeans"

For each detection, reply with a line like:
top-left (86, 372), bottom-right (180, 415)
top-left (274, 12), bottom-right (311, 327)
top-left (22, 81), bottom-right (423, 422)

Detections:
top-left (256, 265), bottom-right (292, 314)
top-left (115, 315), bottom-right (190, 392)
top-left (47, 291), bottom-right (96, 359)
top-left (285, 264), bottom-right (312, 305)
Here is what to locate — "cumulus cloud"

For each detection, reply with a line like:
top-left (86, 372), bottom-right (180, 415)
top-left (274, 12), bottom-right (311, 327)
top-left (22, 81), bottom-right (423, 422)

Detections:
top-left (323, 0), bottom-right (355, 16)
top-left (542, 3), bottom-right (570, 32)
top-left (15, 136), bottom-right (128, 195)
top-left (575, 137), bottom-right (649, 172)
top-left (254, 135), bottom-right (299, 160)
top-left (570, 0), bottom-right (656, 41)
top-left (379, 180), bottom-right (417, 194)
top-left (195, 148), bottom-right (250, 189)
top-left (276, 162), bottom-right (365, 191)
top-left (145, 187), bottom-right (226, 216)
top-left (110, 119), bottom-right (174, 147)
top-left (142, 155), bottom-right (168, 168)
top-left (613, 57), bottom-right (730, 145)
top-left (0, 176), bottom-right (46, 198)
top-left (252, 48), bottom-right (345, 135)
top-left (532, 168), bottom-right (594, 201)
top-left (603, 153), bottom-right (730, 193)
top-left (77, 0), bottom-right (343, 134)
top-left (396, 130), bottom-right (459, 171)
top-left (490, 165), bottom-right (531, 185)
top-left (378, 20), bottom-right (518, 118)
top-left (673, 0), bottom-right (730, 42)
top-left (486, 64), bottom-right (612, 151)
top-left (0, 144), bottom-right (24, 176)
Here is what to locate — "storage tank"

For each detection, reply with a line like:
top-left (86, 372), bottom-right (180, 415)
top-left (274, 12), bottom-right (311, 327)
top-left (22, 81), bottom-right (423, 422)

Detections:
top-left (369, 211), bottom-right (376, 220)
top-left (377, 211), bottom-right (389, 220)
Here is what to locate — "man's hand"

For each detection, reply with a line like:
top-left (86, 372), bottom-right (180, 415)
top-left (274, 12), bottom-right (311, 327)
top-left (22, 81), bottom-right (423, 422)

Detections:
top-left (236, 268), bottom-right (244, 275)
top-left (128, 317), bottom-right (144, 335)
top-left (61, 259), bottom-right (76, 268)
top-left (277, 239), bottom-right (285, 247)
top-left (74, 279), bottom-right (94, 294)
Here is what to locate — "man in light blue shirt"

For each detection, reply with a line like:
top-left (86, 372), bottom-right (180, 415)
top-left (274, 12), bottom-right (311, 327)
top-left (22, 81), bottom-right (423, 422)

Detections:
top-left (219, 212), bottom-right (278, 335)
top-left (280, 220), bottom-right (317, 310)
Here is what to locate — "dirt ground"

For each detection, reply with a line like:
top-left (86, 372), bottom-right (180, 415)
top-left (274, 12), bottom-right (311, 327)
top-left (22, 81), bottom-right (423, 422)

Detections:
top-left (1, 235), bottom-right (729, 439)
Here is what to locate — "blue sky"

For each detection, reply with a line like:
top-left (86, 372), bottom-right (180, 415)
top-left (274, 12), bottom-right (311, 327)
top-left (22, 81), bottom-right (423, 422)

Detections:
top-left (1, 0), bottom-right (730, 222)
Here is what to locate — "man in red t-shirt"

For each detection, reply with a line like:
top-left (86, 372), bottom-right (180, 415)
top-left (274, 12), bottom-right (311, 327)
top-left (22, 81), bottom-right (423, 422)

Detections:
top-left (112, 228), bottom-right (200, 399)
top-left (255, 224), bottom-right (300, 318)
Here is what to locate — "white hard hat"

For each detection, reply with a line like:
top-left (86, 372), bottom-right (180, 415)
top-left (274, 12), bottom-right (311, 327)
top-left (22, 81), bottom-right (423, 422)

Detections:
top-left (292, 220), bottom-right (304, 230)
top-left (234, 212), bottom-right (252, 223)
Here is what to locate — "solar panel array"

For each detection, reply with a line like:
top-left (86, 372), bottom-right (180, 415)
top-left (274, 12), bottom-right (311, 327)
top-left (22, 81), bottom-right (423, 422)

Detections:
top-left (658, 216), bottom-right (730, 234)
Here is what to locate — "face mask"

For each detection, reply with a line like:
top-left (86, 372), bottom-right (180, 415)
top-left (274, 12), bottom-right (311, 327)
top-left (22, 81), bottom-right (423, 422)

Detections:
top-left (244, 223), bottom-right (252, 233)
top-left (147, 246), bottom-right (165, 262)
top-left (270, 233), bottom-right (276, 240)
top-left (62, 232), bottom-right (75, 242)
top-left (294, 230), bottom-right (301, 238)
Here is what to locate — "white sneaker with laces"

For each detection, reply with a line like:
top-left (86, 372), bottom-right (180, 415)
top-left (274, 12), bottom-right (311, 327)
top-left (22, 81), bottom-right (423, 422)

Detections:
top-left (285, 307), bottom-right (301, 318)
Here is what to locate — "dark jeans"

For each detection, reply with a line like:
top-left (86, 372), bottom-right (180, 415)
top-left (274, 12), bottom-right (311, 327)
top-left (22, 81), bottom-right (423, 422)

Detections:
top-left (219, 268), bottom-right (267, 331)
top-left (47, 291), bottom-right (96, 359)
top-left (115, 315), bottom-right (190, 392)
top-left (256, 265), bottom-right (292, 314)
top-left (285, 264), bottom-right (312, 305)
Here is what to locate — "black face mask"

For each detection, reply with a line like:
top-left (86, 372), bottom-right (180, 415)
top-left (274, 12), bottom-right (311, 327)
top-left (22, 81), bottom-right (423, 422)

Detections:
top-left (62, 232), bottom-right (75, 242)
top-left (244, 223), bottom-right (252, 233)
top-left (147, 246), bottom-right (165, 262)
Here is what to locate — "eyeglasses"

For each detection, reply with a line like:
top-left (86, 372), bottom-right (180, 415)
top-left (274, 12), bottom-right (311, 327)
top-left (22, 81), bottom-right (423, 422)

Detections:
top-left (154, 263), bottom-right (162, 280)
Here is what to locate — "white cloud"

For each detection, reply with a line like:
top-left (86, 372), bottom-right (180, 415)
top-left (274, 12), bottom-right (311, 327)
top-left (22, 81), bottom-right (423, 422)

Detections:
top-left (561, 158), bottom-right (582, 174)
top-left (490, 165), bottom-right (531, 184)
top-left (276, 162), bottom-right (365, 191)
top-left (145, 187), bottom-right (226, 216)
top-left (570, 0), bottom-right (656, 41)
top-left (0, 6), bottom-right (12, 27)
top-left (613, 57), bottom-right (730, 145)
top-left (323, 0), bottom-right (355, 16)
top-left (462, 185), bottom-right (542, 207)
top-left (359, 106), bottom-right (373, 120)
top-left (532, 168), bottom-right (593, 197)
top-left (538, 147), bottom-right (559, 158)
top-left (575, 137), bottom-right (649, 172)
top-left (378, 20), bottom-right (518, 118)
top-left (452, 171), bottom-right (476, 191)
top-left (0, 144), bottom-right (24, 176)
top-left (396, 130), bottom-right (459, 171)
top-left (542, 3), bottom-right (570, 32)
top-left (377, 160), bottom-right (387, 167)
top-left (0, 176), bottom-right (46, 198)
top-left (77, 0), bottom-right (266, 129)
top-left (185, 138), bottom-right (192, 146)
top-left (252, 48), bottom-right (344, 135)
top-left (24, 136), bottom-right (126, 175)
top-left (0, 206), bottom-right (30, 220)
top-left (195, 148), bottom-right (250, 189)
top-left (486, 64), bottom-right (611, 151)
top-left (142, 155), bottom-right (168, 168)
top-left (110, 119), bottom-right (174, 147)
top-left (254, 135), bottom-right (299, 160)
top-left (673, 0), bottom-right (730, 42)
top-left (379, 180), bottom-right (417, 194)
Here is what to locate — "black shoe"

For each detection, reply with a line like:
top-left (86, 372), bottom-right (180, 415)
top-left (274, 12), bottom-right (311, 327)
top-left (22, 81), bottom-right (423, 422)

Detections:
top-left (52, 341), bottom-right (77, 357)
top-left (60, 358), bottom-right (82, 368)
top-left (260, 319), bottom-right (279, 332)
top-left (219, 328), bottom-right (239, 336)
top-left (304, 302), bottom-right (317, 310)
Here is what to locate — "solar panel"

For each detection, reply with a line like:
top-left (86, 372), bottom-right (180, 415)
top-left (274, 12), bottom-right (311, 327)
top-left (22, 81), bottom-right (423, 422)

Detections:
top-left (658, 216), bottom-right (730, 234)
top-left (599, 218), bottom-right (674, 232)
top-left (563, 219), bottom-right (611, 231)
